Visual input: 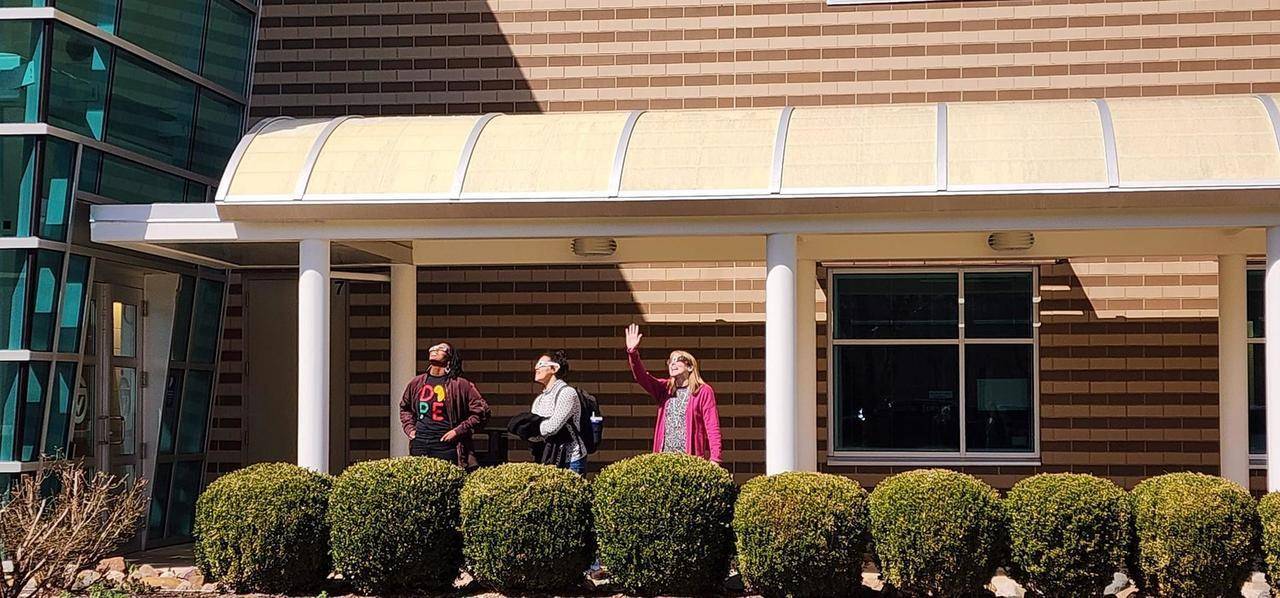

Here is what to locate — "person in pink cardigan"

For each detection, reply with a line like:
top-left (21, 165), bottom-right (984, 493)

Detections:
top-left (624, 323), bottom-right (723, 464)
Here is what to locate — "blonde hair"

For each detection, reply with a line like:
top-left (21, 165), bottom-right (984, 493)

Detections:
top-left (666, 350), bottom-right (706, 395)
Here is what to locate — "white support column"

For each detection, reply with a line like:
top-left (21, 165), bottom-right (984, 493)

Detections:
top-left (766, 233), bottom-right (799, 474)
top-left (298, 239), bottom-right (331, 473)
top-left (1268, 227), bottom-right (1280, 491)
top-left (796, 258), bottom-right (818, 471)
top-left (389, 265), bottom-right (417, 458)
top-left (1219, 254), bottom-right (1249, 486)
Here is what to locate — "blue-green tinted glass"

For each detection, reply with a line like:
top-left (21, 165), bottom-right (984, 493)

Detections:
top-left (57, 254), bottom-right (90, 353)
top-left (0, 363), bottom-right (19, 460)
top-left (0, 250), bottom-right (29, 350)
top-left (0, 1), bottom-right (48, 6)
top-left (97, 154), bottom-right (187, 204)
top-left (56, 0), bottom-right (118, 33)
top-left (106, 54), bottom-right (196, 167)
top-left (20, 362), bottom-right (49, 461)
top-left (189, 279), bottom-right (223, 364)
top-left (147, 461), bottom-right (173, 537)
top-left (0, 20), bottom-right (42, 124)
top-left (833, 273), bottom-right (959, 340)
top-left (78, 148), bottom-right (102, 193)
top-left (1249, 270), bottom-right (1264, 339)
top-left (168, 460), bottom-right (202, 536)
top-left (202, 0), bottom-right (252, 93)
top-left (28, 250), bottom-right (64, 352)
top-left (43, 362), bottom-right (76, 458)
top-left (116, 0), bottom-right (207, 72)
top-left (964, 272), bottom-right (1033, 339)
top-left (171, 276), bottom-right (194, 361)
top-left (191, 91), bottom-right (242, 178)
top-left (176, 369), bottom-right (211, 454)
top-left (48, 25), bottom-right (110, 140)
top-left (0, 136), bottom-right (36, 237)
top-left (157, 369), bottom-right (182, 454)
top-left (38, 137), bottom-right (77, 241)
top-left (1251, 344), bottom-right (1266, 455)
top-left (183, 182), bottom-right (207, 204)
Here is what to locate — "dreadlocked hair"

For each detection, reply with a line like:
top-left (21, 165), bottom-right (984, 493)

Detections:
top-left (444, 349), bottom-right (465, 379)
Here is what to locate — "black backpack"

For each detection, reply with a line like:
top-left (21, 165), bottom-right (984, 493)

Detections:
top-left (574, 387), bottom-right (603, 455)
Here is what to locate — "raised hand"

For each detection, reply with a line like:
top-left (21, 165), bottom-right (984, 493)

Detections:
top-left (625, 323), bottom-right (643, 352)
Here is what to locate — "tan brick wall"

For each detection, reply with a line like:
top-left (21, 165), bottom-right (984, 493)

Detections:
top-left (252, 0), bottom-right (1280, 117)
top-left (208, 273), bottom-right (245, 480)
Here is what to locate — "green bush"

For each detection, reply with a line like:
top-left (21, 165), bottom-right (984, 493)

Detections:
top-left (1004, 473), bottom-right (1131, 598)
top-left (734, 472), bottom-right (870, 598)
top-left (868, 469), bottom-right (1005, 597)
top-left (327, 457), bottom-right (466, 595)
top-left (461, 463), bottom-right (594, 592)
top-left (1259, 493), bottom-right (1280, 588)
top-left (1131, 472), bottom-right (1260, 597)
top-left (193, 462), bottom-right (332, 593)
top-left (592, 453), bottom-right (736, 595)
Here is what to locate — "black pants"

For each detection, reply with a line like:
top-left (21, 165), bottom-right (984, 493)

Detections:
top-left (410, 436), bottom-right (457, 463)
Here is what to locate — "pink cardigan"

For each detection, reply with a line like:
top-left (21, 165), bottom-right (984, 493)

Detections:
top-left (627, 348), bottom-right (723, 463)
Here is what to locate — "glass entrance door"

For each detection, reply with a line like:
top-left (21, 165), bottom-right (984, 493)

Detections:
top-left (96, 284), bottom-right (143, 482)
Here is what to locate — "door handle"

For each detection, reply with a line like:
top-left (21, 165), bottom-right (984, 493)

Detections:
top-left (98, 415), bottom-right (126, 446)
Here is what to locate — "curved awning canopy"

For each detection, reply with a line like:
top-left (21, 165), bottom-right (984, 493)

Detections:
top-left (218, 95), bottom-right (1280, 204)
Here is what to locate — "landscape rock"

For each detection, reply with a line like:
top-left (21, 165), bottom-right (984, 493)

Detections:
top-left (1244, 572), bottom-right (1272, 598)
top-left (104, 570), bottom-right (126, 584)
top-left (72, 569), bottom-right (101, 591)
top-left (138, 575), bottom-right (185, 590)
top-left (96, 556), bottom-right (126, 574)
top-left (200, 583), bottom-right (220, 593)
top-left (132, 563), bottom-right (159, 579)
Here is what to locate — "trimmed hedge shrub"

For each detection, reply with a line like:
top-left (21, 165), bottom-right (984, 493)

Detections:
top-left (1259, 493), bottom-right (1280, 588)
top-left (1004, 473), bottom-right (1131, 598)
top-left (327, 457), bottom-right (466, 595)
top-left (1131, 472), bottom-right (1260, 597)
top-left (193, 462), bottom-right (332, 593)
top-left (461, 463), bottom-right (594, 592)
top-left (734, 471), bottom-right (870, 598)
top-left (592, 453), bottom-right (736, 595)
top-left (868, 469), bottom-right (1005, 597)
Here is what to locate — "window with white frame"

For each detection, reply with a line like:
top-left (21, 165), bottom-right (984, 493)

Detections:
top-left (1249, 268), bottom-right (1266, 456)
top-left (828, 269), bottom-right (1038, 460)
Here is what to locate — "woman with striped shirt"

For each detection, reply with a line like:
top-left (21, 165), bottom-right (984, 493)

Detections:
top-left (530, 350), bottom-right (587, 474)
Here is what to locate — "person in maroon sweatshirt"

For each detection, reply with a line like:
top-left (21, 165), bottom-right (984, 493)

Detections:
top-left (398, 342), bottom-right (490, 470)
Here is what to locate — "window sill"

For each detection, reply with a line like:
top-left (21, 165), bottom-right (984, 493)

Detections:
top-left (827, 453), bottom-right (1040, 468)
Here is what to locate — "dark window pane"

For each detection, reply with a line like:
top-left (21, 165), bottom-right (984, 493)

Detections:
top-left (0, 362), bottom-right (19, 460)
top-left (189, 279), bottom-right (223, 364)
top-left (833, 273), bottom-right (958, 340)
top-left (1251, 344), bottom-right (1267, 455)
top-left (0, 1), bottom-right (48, 6)
top-left (97, 153), bottom-right (187, 204)
top-left (0, 136), bottom-right (36, 237)
top-left (56, 254), bottom-right (90, 353)
top-left (191, 91), bottom-right (241, 177)
top-left (38, 137), bottom-right (77, 241)
top-left (70, 364), bottom-right (94, 461)
top-left (168, 460), bottom-right (202, 537)
top-left (0, 250), bottom-right (30, 350)
top-left (116, 0), bottom-right (207, 72)
top-left (171, 275), bottom-right (194, 361)
top-left (28, 250), bottom-right (64, 352)
top-left (47, 25), bottom-right (110, 140)
top-left (176, 369), bottom-right (211, 454)
top-left (183, 181), bottom-right (207, 204)
top-left (833, 345), bottom-right (959, 451)
top-left (147, 461), bottom-right (173, 538)
top-left (20, 362), bottom-right (49, 461)
top-left (43, 362), bottom-right (76, 458)
top-left (158, 369), bottom-right (183, 454)
top-left (106, 55), bottom-right (196, 167)
top-left (78, 147), bottom-right (102, 193)
top-left (965, 344), bottom-right (1035, 452)
top-left (57, 0), bottom-right (118, 32)
top-left (0, 20), bottom-right (42, 124)
top-left (1249, 270), bottom-right (1264, 339)
top-left (965, 272), bottom-right (1033, 338)
top-left (202, 0), bottom-right (252, 93)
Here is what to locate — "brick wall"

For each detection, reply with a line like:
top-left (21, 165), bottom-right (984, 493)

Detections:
top-left (252, 0), bottom-right (1280, 117)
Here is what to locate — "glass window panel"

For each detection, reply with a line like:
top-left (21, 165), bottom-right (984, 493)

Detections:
top-left (189, 278), bottom-right (223, 364)
top-left (158, 369), bottom-right (183, 454)
top-left (0, 136), bottom-right (36, 237)
top-left (112, 301), bottom-right (137, 357)
top-left (70, 364), bottom-right (94, 460)
top-left (38, 137), bottom-right (77, 241)
top-left (168, 460), bottom-right (202, 537)
top-left (965, 344), bottom-right (1035, 452)
top-left (43, 362), bottom-right (76, 458)
top-left (56, 254), bottom-right (90, 353)
top-left (0, 20), bottom-right (42, 124)
top-left (0, 1), bottom-right (48, 6)
top-left (116, 0), bottom-right (207, 72)
top-left (20, 362), bottom-right (49, 462)
top-left (183, 181), bottom-right (207, 204)
top-left (106, 54), bottom-right (196, 167)
top-left (833, 345), bottom-right (959, 451)
top-left (171, 276), bottom-right (193, 361)
top-left (48, 25), bottom-right (110, 140)
top-left (0, 250), bottom-right (30, 350)
top-left (147, 461), bottom-right (173, 538)
top-left (28, 250), bottom-right (63, 352)
top-left (191, 91), bottom-right (242, 178)
top-left (0, 362), bottom-right (19, 460)
top-left (203, 0), bottom-right (252, 94)
top-left (965, 272), bottom-right (1033, 339)
top-left (1249, 270), bottom-right (1264, 339)
top-left (57, 0), bottom-right (118, 32)
top-left (97, 153), bottom-right (188, 204)
top-left (176, 369), bottom-right (211, 454)
top-left (1251, 344), bottom-right (1266, 455)
top-left (110, 366), bottom-right (136, 455)
top-left (833, 273), bottom-right (958, 340)
top-left (78, 147), bottom-right (102, 194)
